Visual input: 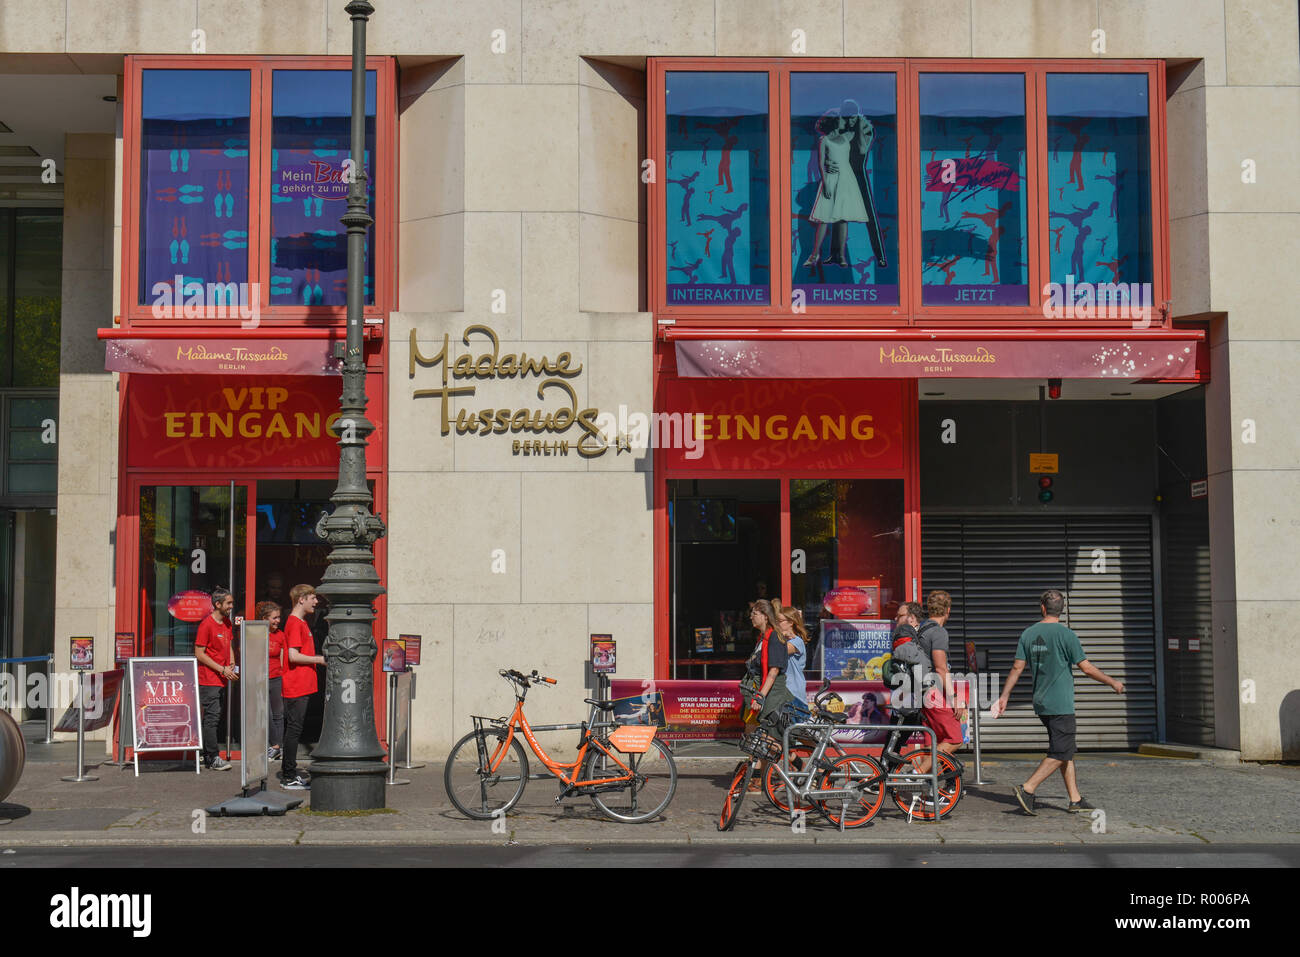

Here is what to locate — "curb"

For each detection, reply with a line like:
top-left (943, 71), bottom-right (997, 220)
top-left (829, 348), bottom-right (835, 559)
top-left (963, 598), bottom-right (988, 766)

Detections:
top-left (1137, 743), bottom-right (1241, 765)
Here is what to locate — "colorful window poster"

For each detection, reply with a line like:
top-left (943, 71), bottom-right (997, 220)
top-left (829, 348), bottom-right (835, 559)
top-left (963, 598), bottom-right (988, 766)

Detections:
top-left (115, 632), bottom-right (136, 663)
top-left (69, 637), bottom-right (94, 671)
top-left (919, 73), bottom-right (1029, 306)
top-left (694, 627), bottom-right (714, 653)
top-left (270, 69), bottom-right (377, 307)
top-left (665, 72), bottom-right (770, 305)
top-left (399, 634), bottom-right (421, 667)
top-left (129, 657), bottom-right (201, 752)
top-left (382, 638), bottom-right (407, 673)
top-left (820, 619), bottom-right (893, 679)
top-left (791, 72), bottom-right (898, 305)
top-left (139, 69), bottom-right (251, 305)
top-left (590, 635), bottom-right (617, 674)
top-left (1045, 74), bottom-right (1153, 311)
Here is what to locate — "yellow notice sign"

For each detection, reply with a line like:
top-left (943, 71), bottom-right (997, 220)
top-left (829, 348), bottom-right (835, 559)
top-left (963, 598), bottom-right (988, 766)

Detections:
top-left (1029, 453), bottom-right (1059, 474)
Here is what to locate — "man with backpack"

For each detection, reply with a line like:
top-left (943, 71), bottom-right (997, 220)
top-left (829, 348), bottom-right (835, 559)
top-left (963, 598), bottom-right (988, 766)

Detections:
top-left (910, 595), bottom-right (964, 774)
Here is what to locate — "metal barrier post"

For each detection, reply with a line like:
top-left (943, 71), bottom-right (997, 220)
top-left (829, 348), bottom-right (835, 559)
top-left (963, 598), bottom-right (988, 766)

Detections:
top-left (970, 677), bottom-right (986, 785)
top-left (386, 672), bottom-right (409, 786)
top-left (44, 654), bottom-right (54, 743)
top-left (60, 671), bottom-right (98, 783)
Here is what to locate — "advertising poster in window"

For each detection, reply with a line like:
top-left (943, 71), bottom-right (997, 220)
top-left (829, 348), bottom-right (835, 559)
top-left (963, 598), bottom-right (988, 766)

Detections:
top-left (919, 73), bottom-right (1028, 306)
top-left (820, 619), bottom-right (893, 680)
top-left (129, 658), bottom-right (201, 752)
top-left (1045, 73), bottom-right (1153, 312)
top-left (665, 72), bottom-right (770, 305)
top-left (791, 72), bottom-right (899, 305)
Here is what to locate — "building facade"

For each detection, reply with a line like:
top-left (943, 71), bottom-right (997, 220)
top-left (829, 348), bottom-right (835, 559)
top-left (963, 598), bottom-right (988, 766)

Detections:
top-left (2, 1), bottom-right (1295, 760)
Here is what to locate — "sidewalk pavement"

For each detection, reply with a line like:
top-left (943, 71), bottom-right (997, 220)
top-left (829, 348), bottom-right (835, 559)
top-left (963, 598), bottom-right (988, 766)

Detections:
top-left (2, 730), bottom-right (1297, 848)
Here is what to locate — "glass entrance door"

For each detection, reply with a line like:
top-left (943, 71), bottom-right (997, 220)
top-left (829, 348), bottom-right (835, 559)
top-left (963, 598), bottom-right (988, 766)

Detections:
top-left (138, 484), bottom-right (250, 658)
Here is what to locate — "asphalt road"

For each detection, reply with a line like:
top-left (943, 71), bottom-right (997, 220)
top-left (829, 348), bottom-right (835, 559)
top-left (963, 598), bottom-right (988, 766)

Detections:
top-left (2, 843), bottom-right (1296, 867)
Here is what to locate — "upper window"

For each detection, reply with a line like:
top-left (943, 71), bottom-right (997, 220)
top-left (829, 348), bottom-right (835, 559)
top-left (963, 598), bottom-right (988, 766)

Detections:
top-left (665, 72), bottom-right (771, 305)
top-left (124, 56), bottom-right (394, 326)
top-left (651, 60), bottom-right (1165, 324)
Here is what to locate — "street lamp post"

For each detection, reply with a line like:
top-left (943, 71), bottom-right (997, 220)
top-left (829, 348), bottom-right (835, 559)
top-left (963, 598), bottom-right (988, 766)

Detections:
top-left (310, 0), bottom-right (387, 811)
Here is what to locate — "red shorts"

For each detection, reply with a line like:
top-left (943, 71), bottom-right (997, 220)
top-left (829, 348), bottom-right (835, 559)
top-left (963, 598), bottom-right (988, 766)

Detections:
top-left (920, 705), bottom-right (964, 746)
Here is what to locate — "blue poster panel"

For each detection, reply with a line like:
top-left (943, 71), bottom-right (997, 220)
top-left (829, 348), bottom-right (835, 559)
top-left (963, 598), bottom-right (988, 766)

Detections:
top-left (790, 72), bottom-right (899, 306)
top-left (139, 70), bottom-right (251, 304)
top-left (665, 72), bottom-right (770, 305)
top-left (270, 70), bottom-right (376, 307)
top-left (1045, 73), bottom-right (1153, 306)
top-left (820, 619), bottom-right (893, 679)
top-left (919, 73), bottom-right (1029, 306)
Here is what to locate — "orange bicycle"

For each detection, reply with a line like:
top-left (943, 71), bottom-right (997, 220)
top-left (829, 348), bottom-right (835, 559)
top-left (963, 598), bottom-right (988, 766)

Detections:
top-left (444, 668), bottom-right (678, 823)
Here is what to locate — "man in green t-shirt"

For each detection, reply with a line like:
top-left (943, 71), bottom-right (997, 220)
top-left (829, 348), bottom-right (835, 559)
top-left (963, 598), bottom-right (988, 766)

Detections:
top-left (990, 589), bottom-right (1124, 815)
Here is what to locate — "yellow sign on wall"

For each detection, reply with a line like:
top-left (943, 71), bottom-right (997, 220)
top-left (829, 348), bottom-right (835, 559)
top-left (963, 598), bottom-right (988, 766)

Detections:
top-left (1029, 453), bottom-right (1059, 473)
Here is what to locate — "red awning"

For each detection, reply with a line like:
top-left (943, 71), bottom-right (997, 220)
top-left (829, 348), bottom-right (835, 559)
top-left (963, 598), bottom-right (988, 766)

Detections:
top-left (102, 335), bottom-right (341, 376)
top-left (667, 328), bottom-right (1207, 381)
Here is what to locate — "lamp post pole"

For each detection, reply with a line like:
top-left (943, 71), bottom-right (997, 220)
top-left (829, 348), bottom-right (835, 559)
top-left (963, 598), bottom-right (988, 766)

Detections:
top-left (310, 0), bottom-right (387, 810)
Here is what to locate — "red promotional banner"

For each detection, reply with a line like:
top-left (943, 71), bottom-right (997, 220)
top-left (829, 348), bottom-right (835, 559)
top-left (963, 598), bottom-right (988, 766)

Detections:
top-left (106, 337), bottom-right (341, 376)
top-left (54, 670), bottom-right (124, 734)
top-left (126, 374), bottom-right (382, 472)
top-left (660, 378), bottom-right (906, 472)
top-left (675, 337), bottom-right (1204, 381)
top-left (823, 585), bottom-right (880, 619)
top-left (129, 658), bottom-right (201, 752)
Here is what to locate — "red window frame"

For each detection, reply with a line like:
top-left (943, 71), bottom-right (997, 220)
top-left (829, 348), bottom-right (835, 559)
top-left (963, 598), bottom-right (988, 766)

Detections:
top-left (120, 54), bottom-right (398, 329)
top-left (648, 57), bottom-right (1168, 329)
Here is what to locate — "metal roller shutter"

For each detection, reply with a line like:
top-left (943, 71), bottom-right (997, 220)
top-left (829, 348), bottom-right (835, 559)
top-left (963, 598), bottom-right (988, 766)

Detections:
top-left (921, 514), bottom-right (1157, 750)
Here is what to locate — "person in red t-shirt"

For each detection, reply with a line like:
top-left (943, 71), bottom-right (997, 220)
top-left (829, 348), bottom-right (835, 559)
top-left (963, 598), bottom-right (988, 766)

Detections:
top-left (257, 601), bottom-right (287, 762)
top-left (195, 587), bottom-right (237, 770)
top-left (280, 584), bottom-right (325, 790)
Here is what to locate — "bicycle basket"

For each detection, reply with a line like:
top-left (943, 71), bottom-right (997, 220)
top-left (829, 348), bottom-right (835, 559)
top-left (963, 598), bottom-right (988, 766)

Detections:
top-left (738, 728), bottom-right (782, 762)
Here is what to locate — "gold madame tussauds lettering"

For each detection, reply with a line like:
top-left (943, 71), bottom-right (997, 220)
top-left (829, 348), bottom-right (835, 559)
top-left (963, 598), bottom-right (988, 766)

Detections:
top-left (410, 324), bottom-right (607, 457)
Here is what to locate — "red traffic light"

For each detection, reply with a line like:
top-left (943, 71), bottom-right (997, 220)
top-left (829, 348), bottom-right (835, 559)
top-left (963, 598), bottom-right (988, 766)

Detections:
top-left (1038, 476), bottom-right (1053, 489)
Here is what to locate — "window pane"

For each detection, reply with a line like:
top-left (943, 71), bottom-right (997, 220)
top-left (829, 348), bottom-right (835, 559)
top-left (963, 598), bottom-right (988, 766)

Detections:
top-left (139, 70), bottom-right (252, 307)
top-left (13, 211), bottom-right (62, 387)
top-left (791, 73), bottom-right (898, 305)
top-left (0, 211), bottom-right (11, 385)
top-left (665, 72), bottom-right (770, 305)
top-left (9, 430), bottom-right (53, 462)
top-left (10, 397), bottom-right (57, 428)
top-left (271, 69), bottom-right (377, 307)
top-left (790, 479), bottom-right (905, 681)
top-left (919, 74), bottom-right (1029, 306)
top-left (7, 463), bottom-right (56, 494)
top-left (1046, 74), bottom-right (1153, 306)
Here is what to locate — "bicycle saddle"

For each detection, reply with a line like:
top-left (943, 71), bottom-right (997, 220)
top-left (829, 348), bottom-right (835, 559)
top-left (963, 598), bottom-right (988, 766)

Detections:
top-left (584, 698), bottom-right (615, 710)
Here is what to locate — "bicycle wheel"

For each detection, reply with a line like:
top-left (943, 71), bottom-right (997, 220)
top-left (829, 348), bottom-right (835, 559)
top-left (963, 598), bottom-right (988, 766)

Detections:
top-left (444, 728), bottom-right (529, 820)
top-left (890, 749), bottom-right (963, 820)
top-left (718, 759), bottom-right (754, 831)
top-left (814, 754), bottom-right (886, 828)
top-left (583, 738), bottom-right (678, 823)
top-left (764, 747), bottom-right (814, 813)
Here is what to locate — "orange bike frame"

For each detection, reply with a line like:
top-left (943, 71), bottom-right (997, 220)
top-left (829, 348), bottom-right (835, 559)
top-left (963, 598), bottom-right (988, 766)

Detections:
top-left (487, 700), bottom-right (638, 788)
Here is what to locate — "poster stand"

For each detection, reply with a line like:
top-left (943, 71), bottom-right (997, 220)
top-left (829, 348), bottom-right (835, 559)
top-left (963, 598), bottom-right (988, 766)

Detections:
top-left (964, 641), bottom-right (988, 786)
top-left (207, 619), bottom-right (302, 816)
top-left (395, 671), bottom-right (423, 770)
top-left (386, 672), bottom-right (410, 785)
top-left (59, 671), bottom-right (99, 783)
top-left (128, 657), bottom-right (203, 776)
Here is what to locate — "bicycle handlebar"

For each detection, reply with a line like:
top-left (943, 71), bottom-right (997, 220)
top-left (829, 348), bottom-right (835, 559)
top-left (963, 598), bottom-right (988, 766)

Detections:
top-left (498, 668), bottom-right (557, 687)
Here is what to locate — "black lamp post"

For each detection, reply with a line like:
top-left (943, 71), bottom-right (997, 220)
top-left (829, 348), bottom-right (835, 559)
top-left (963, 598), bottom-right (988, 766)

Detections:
top-left (310, 0), bottom-right (387, 810)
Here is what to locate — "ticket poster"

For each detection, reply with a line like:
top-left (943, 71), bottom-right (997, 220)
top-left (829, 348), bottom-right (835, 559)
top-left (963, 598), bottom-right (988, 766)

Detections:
top-left (70, 637), bottom-right (94, 671)
top-left (399, 634), bottom-right (421, 666)
top-left (115, 632), bottom-right (136, 663)
top-left (382, 638), bottom-right (407, 673)
top-left (820, 619), bottom-right (893, 679)
top-left (590, 636), bottom-right (616, 674)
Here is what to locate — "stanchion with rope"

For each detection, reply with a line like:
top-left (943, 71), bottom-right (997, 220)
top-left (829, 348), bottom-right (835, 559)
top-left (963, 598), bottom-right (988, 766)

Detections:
top-left (60, 669), bottom-right (99, 784)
